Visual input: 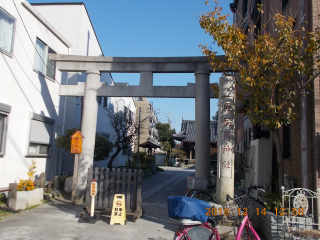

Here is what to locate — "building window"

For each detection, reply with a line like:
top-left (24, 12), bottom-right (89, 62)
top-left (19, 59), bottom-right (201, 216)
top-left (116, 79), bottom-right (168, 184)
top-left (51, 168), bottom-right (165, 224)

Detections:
top-left (97, 96), bottom-right (102, 105)
top-left (242, 0), bottom-right (248, 18)
top-left (244, 130), bottom-right (247, 150)
top-left (0, 102), bottom-right (11, 156)
top-left (27, 114), bottom-right (54, 157)
top-left (34, 38), bottom-right (56, 79)
top-left (103, 97), bottom-right (108, 108)
top-left (0, 7), bottom-right (15, 57)
top-left (28, 143), bottom-right (49, 155)
top-left (0, 113), bottom-right (8, 155)
top-left (133, 97), bottom-right (142, 101)
top-left (283, 124), bottom-right (291, 158)
top-left (282, 0), bottom-right (289, 12)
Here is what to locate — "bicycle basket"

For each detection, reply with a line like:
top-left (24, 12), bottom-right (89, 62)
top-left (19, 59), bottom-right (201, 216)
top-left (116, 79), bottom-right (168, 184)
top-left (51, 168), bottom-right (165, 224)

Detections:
top-left (222, 195), bottom-right (253, 221)
top-left (187, 177), bottom-right (207, 190)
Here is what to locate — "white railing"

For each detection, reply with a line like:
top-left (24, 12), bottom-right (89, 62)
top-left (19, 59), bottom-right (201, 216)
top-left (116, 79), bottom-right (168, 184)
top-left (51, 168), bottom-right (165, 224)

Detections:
top-left (280, 186), bottom-right (320, 239)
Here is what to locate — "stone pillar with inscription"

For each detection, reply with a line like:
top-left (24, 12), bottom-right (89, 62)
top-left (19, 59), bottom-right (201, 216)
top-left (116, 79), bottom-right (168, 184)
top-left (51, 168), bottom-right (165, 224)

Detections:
top-left (215, 76), bottom-right (235, 203)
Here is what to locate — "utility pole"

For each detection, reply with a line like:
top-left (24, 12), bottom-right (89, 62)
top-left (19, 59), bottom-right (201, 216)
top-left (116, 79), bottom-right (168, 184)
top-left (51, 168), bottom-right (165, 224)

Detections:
top-left (137, 107), bottom-right (141, 169)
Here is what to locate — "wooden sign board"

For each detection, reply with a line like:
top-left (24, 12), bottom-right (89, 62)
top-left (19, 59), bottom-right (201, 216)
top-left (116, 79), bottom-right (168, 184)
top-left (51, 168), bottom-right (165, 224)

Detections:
top-left (90, 181), bottom-right (97, 196)
top-left (70, 130), bottom-right (84, 154)
top-left (110, 194), bottom-right (126, 225)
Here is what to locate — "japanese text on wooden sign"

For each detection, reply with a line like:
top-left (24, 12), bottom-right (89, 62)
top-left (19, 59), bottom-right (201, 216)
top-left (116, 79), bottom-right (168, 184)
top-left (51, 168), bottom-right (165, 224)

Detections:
top-left (90, 181), bottom-right (97, 196)
top-left (70, 130), bottom-right (84, 154)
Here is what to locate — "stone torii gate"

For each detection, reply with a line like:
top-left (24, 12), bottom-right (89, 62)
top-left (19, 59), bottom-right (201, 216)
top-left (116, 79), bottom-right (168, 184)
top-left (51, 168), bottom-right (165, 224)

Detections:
top-left (50, 54), bottom-right (235, 203)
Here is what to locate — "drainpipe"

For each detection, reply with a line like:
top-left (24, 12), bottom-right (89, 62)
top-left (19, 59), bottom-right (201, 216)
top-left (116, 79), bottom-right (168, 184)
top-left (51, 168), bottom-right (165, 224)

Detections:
top-left (300, 0), bottom-right (308, 189)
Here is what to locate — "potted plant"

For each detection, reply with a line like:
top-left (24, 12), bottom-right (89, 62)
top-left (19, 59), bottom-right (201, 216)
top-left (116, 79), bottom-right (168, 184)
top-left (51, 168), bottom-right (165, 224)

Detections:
top-left (15, 160), bottom-right (43, 210)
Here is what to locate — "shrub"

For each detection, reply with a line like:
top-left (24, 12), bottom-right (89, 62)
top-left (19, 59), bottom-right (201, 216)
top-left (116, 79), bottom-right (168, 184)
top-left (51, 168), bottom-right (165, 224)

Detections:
top-left (156, 166), bottom-right (164, 172)
top-left (17, 160), bottom-right (36, 191)
top-left (55, 128), bottom-right (113, 162)
top-left (59, 174), bottom-right (69, 190)
top-left (170, 149), bottom-right (187, 159)
top-left (131, 152), bottom-right (155, 169)
top-left (0, 194), bottom-right (6, 205)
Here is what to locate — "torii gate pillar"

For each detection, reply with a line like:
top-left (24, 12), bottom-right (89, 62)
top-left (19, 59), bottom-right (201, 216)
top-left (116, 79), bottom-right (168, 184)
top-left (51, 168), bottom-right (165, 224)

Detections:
top-left (195, 70), bottom-right (211, 180)
top-left (75, 70), bottom-right (100, 202)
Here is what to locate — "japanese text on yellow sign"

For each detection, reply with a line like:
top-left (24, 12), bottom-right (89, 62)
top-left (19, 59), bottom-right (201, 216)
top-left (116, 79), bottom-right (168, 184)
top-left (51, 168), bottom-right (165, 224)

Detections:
top-left (70, 131), bottom-right (84, 154)
top-left (90, 182), bottom-right (97, 196)
top-left (110, 194), bottom-right (126, 225)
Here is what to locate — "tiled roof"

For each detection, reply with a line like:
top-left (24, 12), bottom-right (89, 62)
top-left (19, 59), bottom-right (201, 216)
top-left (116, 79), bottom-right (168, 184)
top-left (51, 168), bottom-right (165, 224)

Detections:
top-left (172, 120), bottom-right (218, 143)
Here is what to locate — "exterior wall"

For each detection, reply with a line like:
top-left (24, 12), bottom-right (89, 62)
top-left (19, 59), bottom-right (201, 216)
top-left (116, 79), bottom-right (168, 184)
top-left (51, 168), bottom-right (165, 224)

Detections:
top-left (133, 97), bottom-right (159, 153)
top-left (32, 3), bottom-right (102, 56)
top-left (0, 0), bottom-right (70, 188)
top-left (231, 0), bottom-right (320, 190)
top-left (311, 0), bottom-right (320, 190)
top-left (134, 97), bottom-right (151, 153)
top-left (33, 3), bottom-right (136, 171)
top-left (32, 3), bottom-right (103, 174)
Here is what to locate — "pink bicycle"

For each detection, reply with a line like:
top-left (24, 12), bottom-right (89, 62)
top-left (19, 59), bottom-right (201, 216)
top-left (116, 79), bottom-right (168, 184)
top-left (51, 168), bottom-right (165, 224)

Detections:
top-left (169, 185), bottom-right (263, 240)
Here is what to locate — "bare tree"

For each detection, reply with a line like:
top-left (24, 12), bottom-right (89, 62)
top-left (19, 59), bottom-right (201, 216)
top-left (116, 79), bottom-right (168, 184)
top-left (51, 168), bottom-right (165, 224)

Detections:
top-left (106, 105), bottom-right (140, 168)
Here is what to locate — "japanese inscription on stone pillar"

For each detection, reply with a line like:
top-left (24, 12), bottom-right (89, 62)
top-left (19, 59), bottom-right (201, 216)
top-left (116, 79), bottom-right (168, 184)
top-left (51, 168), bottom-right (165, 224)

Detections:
top-left (218, 77), bottom-right (235, 179)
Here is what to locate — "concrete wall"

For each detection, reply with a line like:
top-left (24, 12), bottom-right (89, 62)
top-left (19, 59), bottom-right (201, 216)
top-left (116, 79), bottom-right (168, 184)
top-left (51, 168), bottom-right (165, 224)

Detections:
top-left (155, 154), bottom-right (166, 165)
top-left (0, 0), bottom-right (70, 188)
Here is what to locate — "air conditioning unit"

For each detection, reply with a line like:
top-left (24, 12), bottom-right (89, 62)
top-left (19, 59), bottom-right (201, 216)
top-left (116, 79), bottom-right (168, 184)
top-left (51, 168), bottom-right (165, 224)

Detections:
top-left (245, 139), bottom-right (272, 199)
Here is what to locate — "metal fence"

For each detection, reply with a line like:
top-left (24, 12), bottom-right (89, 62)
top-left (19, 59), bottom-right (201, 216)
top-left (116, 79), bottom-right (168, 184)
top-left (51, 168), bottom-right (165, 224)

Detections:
top-left (280, 187), bottom-right (320, 239)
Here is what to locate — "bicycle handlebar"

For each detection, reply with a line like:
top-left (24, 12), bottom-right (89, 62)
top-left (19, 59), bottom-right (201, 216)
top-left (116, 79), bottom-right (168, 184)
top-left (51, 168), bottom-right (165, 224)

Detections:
top-left (248, 185), bottom-right (265, 193)
top-left (226, 194), bottom-right (233, 201)
top-left (225, 185), bottom-right (265, 201)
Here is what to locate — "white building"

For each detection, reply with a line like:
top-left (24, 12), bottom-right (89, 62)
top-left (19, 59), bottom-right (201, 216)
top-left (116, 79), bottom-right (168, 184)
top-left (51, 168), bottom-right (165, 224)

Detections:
top-left (33, 3), bottom-right (136, 172)
top-left (0, 0), bottom-right (71, 188)
top-left (0, 0), bottom-right (135, 188)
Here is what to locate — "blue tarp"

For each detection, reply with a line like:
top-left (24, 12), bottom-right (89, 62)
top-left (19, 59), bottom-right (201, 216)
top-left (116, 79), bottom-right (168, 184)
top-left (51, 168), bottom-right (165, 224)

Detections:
top-left (167, 196), bottom-right (211, 223)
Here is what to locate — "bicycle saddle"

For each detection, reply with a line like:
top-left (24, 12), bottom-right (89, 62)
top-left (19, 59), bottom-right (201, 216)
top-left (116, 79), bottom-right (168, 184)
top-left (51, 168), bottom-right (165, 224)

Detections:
top-left (208, 215), bottom-right (222, 227)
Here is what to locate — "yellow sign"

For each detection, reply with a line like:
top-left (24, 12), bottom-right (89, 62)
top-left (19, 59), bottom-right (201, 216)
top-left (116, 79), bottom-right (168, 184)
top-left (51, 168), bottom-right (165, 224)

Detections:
top-left (70, 130), bottom-right (84, 154)
top-left (90, 181), bottom-right (97, 196)
top-left (110, 194), bottom-right (126, 225)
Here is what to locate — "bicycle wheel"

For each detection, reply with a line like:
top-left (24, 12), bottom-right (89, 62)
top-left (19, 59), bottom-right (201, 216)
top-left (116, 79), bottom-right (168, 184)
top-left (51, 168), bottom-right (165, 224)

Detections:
top-left (191, 191), bottom-right (214, 202)
top-left (177, 226), bottom-right (216, 240)
top-left (185, 189), bottom-right (197, 197)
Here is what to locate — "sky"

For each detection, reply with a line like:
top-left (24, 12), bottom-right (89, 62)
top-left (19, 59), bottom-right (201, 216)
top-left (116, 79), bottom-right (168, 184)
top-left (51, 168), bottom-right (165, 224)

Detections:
top-left (30, 0), bottom-right (234, 132)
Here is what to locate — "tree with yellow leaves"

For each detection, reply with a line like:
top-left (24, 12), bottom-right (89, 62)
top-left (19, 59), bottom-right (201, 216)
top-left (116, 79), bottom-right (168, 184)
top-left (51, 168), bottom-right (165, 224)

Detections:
top-left (199, 1), bottom-right (320, 192)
